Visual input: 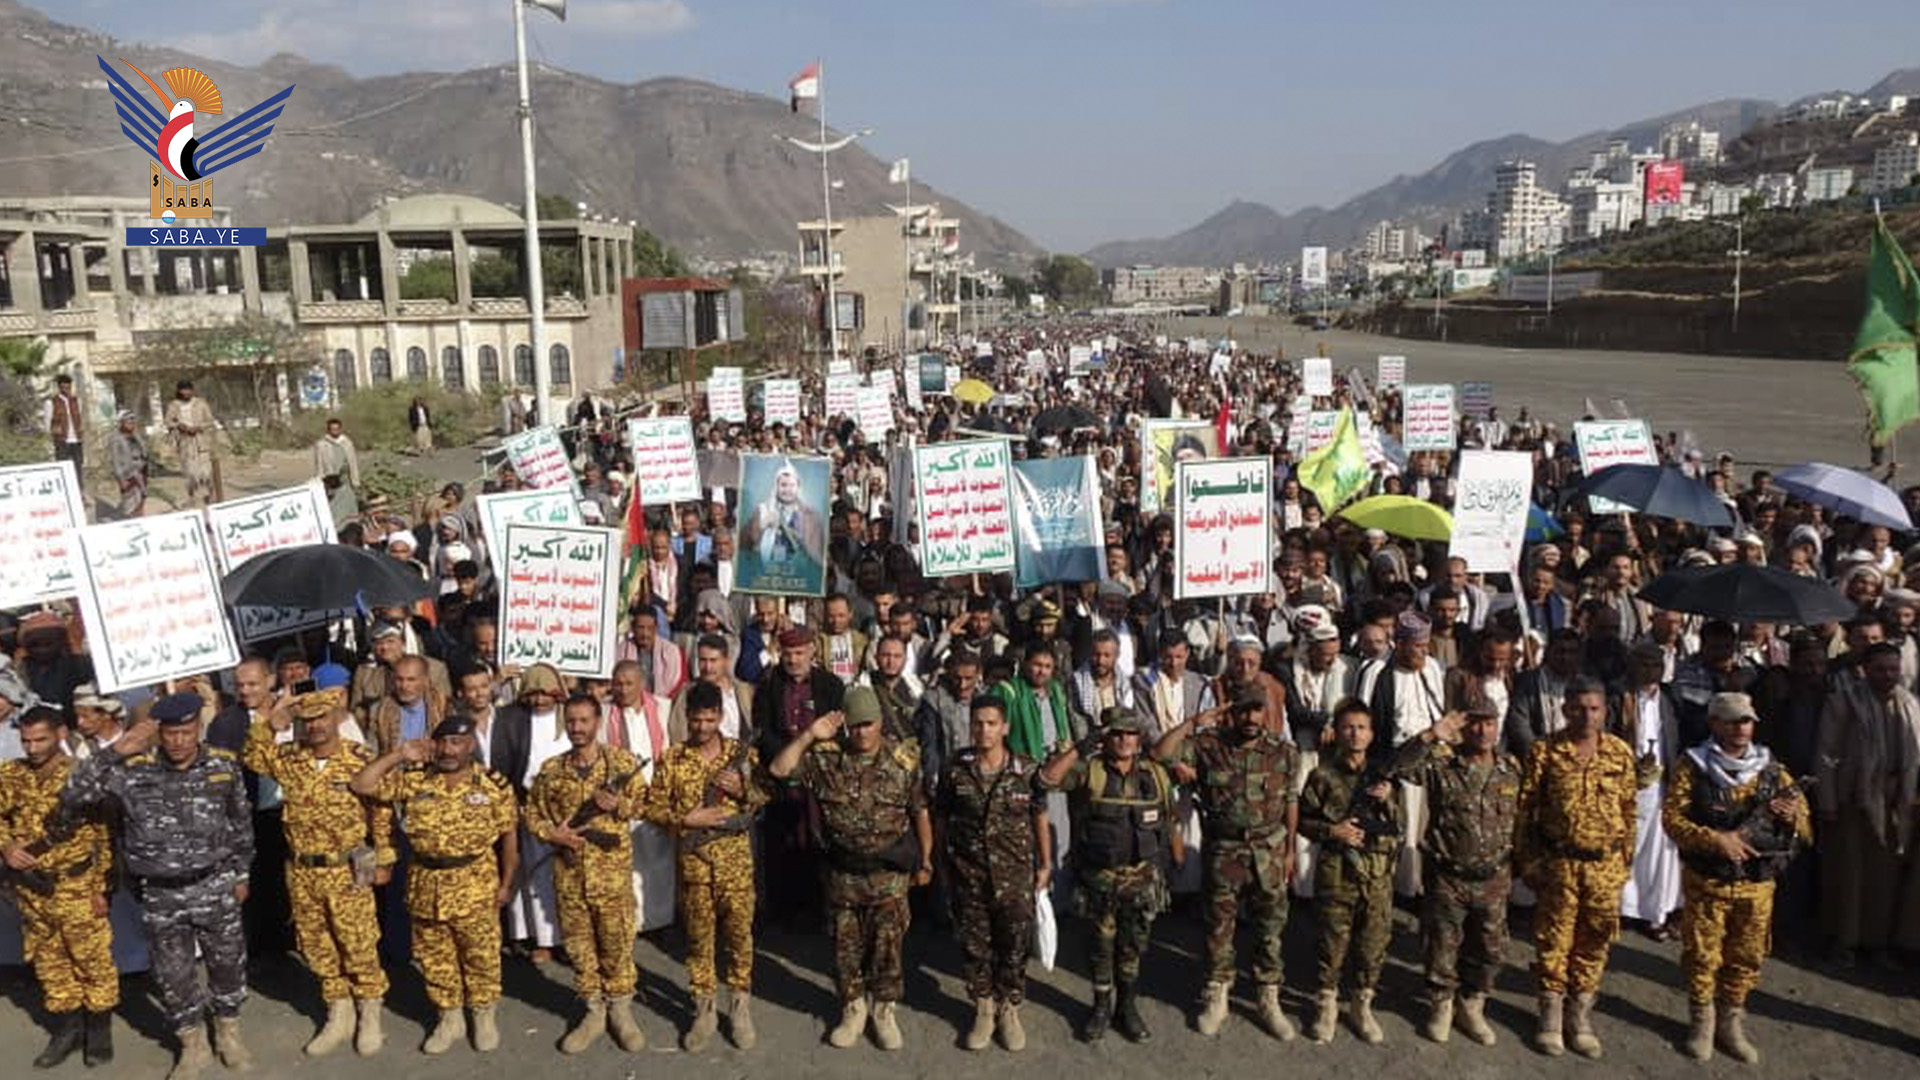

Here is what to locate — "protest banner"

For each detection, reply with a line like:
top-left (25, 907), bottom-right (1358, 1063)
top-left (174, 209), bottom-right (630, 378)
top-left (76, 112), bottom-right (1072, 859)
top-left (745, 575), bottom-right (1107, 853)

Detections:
top-left (1012, 456), bottom-right (1106, 588)
top-left (828, 358), bottom-right (854, 376)
top-left (71, 511), bottom-right (240, 692)
top-left (1449, 450), bottom-right (1534, 573)
top-left (919, 354), bottom-right (947, 394)
top-left (763, 378), bottom-right (802, 426)
top-left (1377, 355), bottom-right (1407, 387)
top-left (905, 363), bottom-right (924, 412)
top-left (1403, 384), bottom-right (1457, 451)
top-left (1304, 410), bottom-right (1340, 453)
top-left (1173, 457), bottom-right (1272, 600)
top-left (476, 488), bottom-right (583, 560)
top-left (625, 416), bottom-right (701, 505)
top-left (497, 522), bottom-right (622, 678)
top-left (1301, 246), bottom-right (1329, 287)
top-left (915, 439), bottom-right (1016, 577)
top-left (1141, 419), bottom-right (1219, 515)
top-left (825, 372), bottom-right (861, 417)
top-left (697, 448), bottom-right (742, 493)
top-left (707, 366), bottom-right (747, 422)
top-left (1069, 346), bottom-right (1092, 374)
top-left (944, 364), bottom-right (960, 393)
top-left (1284, 395), bottom-right (1312, 452)
top-left (1574, 419), bottom-right (1658, 514)
top-left (0, 461), bottom-right (86, 608)
top-left (1303, 356), bottom-right (1334, 397)
top-left (857, 384), bottom-right (895, 438)
top-left (1461, 381), bottom-right (1495, 419)
top-left (501, 425), bottom-right (577, 492)
top-left (736, 454), bottom-right (831, 596)
top-left (207, 480), bottom-right (339, 643)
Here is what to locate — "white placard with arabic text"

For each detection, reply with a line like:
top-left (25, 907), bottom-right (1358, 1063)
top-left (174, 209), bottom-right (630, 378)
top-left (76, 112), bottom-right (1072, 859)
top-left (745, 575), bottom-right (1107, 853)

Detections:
top-left (0, 461), bottom-right (85, 607)
top-left (914, 439), bottom-right (1016, 576)
top-left (626, 416), bottom-right (701, 505)
top-left (763, 379), bottom-right (802, 426)
top-left (707, 366), bottom-right (747, 423)
top-left (501, 425), bottom-right (577, 492)
top-left (1450, 450), bottom-right (1535, 573)
top-left (476, 488), bottom-right (584, 561)
top-left (1174, 457), bottom-right (1272, 600)
top-left (71, 511), bottom-right (240, 692)
top-left (1403, 384), bottom-right (1457, 451)
top-left (498, 523), bottom-right (622, 679)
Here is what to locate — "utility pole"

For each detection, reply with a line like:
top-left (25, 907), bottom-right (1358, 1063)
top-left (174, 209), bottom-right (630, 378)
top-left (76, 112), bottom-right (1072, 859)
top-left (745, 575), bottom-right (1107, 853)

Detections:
top-left (513, 0), bottom-right (566, 425)
top-left (1727, 217), bottom-right (1749, 335)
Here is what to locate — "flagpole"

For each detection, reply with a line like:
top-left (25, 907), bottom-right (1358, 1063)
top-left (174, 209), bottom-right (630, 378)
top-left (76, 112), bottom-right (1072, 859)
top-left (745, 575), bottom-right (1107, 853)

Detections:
top-left (817, 58), bottom-right (841, 364)
top-left (903, 160), bottom-right (913, 357)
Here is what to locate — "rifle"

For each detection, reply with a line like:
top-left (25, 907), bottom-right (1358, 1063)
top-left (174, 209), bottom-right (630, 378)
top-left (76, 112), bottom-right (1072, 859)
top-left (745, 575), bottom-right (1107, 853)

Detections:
top-left (1, 804), bottom-right (84, 897)
top-left (528, 762), bottom-right (646, 873)
top-left (682, 742), bottom-right (755, 856)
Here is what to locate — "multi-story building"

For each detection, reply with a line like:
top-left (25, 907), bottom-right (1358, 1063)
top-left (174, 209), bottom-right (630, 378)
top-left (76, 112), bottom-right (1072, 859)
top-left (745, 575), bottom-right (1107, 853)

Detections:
top-left (1566, 174), bottom-right (1643, 239)
top-left (0, 194), bottom-right (631, 425)
top-left (1752, 173), bottom-right (1799, 209)
top-left (1104, 265), bottom-right (1219, 306)
top-left (1659, 120), bottom-right (1722, 166)
top-left (1488, 161), bottom-right (1566, 260)
top-left (1870, 132), bottom-right (1920, 194)
top-left (1802, 166), bottom-right (1857, 203)
top-left (795, 204), bottom-right (963, 355)
top-left (1698, 181), bottom-right (1752, 218)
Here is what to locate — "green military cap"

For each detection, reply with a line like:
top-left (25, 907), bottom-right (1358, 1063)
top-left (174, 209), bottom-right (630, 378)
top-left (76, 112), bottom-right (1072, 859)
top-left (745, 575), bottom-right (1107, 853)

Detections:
top-left (843, 686), bottom-right (883, 728)
top-left (1100, 706), bottom-right (1144, 735)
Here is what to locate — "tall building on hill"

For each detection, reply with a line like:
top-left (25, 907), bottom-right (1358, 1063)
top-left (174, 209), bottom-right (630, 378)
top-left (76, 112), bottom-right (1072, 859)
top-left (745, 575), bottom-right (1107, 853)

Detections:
top-left (1659, 120), bottom-right (1722, 166)
top-left (1487, 161), bottom-right (1566, 260)
top-left (1870, 132), bottom-right (1920, 194)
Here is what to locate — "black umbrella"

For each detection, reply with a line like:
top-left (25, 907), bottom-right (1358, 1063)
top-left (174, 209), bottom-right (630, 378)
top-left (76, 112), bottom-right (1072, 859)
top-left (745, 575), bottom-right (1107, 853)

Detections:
top-left (1573, 464), bottom-right (1735, 528)
top-left (1638, 564), bottom-right (1854, 625)
top-left (222, 545), bottom-right (433, 611)
top-left (1032, 405), bottom-right (1102, 436)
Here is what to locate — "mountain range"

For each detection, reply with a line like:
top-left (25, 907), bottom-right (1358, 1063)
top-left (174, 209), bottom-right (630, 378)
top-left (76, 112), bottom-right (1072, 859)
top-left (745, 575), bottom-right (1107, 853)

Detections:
top-left (0, 0), bottom-right (1042, 266)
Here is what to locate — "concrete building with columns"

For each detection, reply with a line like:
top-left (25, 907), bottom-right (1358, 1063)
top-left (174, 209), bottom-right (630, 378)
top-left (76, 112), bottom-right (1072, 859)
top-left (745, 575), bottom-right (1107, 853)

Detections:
top-left (0, 193), bottom-right (632, 426)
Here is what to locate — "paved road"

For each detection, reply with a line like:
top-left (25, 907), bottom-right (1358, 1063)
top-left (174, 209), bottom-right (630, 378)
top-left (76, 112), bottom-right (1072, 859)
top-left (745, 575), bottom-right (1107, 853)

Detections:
top-left (1166, 316), bottom-right (1872, 472)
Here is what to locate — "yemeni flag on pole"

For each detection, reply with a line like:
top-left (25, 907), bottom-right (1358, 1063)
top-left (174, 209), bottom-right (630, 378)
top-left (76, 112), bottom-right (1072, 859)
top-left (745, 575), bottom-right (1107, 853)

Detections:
top-left (619, 486), bottom-right (648, 615)
top-left (789, 62), bottom-right (820, 113)
top-left (1849, 216), bottom-right (1920, 446)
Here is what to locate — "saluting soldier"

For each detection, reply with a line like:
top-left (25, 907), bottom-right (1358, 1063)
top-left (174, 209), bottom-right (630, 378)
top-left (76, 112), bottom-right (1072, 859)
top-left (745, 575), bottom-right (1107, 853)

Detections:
top-left (1662, 692), bottom-right (1811, 1064)
top-left (2, 707), bottom-right (118, 1069)
top-left (523, 693), bottom-right (651, 1055)
top-left (352, 716), bottom-right (519, 1056)
top-left (936, 692), bottom-right (1051, 1053)
top-left (1298, 700), bottom-right (1401, 1046)
top-left (62, 693), bottom-right (254, 1080)
top-left (242, 689), bottom-right (394, 1057)
top-left (1154, 687), bottom-right (1300, 1041)
top-left (1040, 706), bottom-right (1183, 1044)
top-left (768, 686), bottom-right (933, 1052)
top-left (643, 681), bottom-right (768, 1052)
top-left (1386, 699), bottom-right (1519, 1046)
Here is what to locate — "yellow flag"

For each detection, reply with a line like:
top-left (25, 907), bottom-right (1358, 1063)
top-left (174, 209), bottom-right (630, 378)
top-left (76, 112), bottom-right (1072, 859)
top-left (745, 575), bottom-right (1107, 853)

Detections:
top-left (1298, 408), bottom-right (1371, 513)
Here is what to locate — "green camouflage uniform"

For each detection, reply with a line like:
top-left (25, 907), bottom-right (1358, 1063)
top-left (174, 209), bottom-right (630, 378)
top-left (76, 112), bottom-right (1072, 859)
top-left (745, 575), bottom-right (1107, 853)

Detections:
top-left (1299, 755), bottom-right (1401, 991)
top-left (937, 748), bottom-right (1041, 1004)
top-left (1049, 755), bottom-right (1174, 988)
top-left (1175, 728), bottom-right (1300, 986)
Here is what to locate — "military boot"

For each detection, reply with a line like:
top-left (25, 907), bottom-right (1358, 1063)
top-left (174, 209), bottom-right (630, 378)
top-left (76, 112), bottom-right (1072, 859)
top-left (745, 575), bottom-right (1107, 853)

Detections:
top-left (1422, 994), bottom-right (1453, 1044)
top-left (470, 1004), bottom-right (500, 1053)
top-left (997, 999), bottom-right (1026, 1052)
top-left (1683, 1000), bottom-right (1715, 1061)
top-left (304, 999), bottom-right (355, 1057)
top-left (33, 1012), bottom-right (83, 1069)
top-left (606, 995), bottom-right (646, 1052)
top-left (1716, 1004), bottom-right (1759, 1064)
top-left (83, 1010), bottom-right (115, 1067)
top-left (167, 1025), bottom-right (212, 1080)
top-left (560, 996), bottom-right (605, 1054)
top-left (827, 996), bottom-right (867, 1049)
top-left (353, 999), bottom-right (384, 1057)
top-left (684, 995), bottom-right (717, 1052)
top-left (726, 991), bottom-right (756, 1050)
top-left (1456, 993), bottom-right (1496, 1046)
top-left (1195, 981), bottom-right (1229, 1037)
top-left (422, 1008), bottom-right (465, 1055)
top-left (1308, 990), bottom-right (1339, 1044)
top-left (211, 1016), bottom-right (252, 1070)
top-left (1534, 993), bottom-right (1565, 1057)
top-left (1566, 992), bottom-right (1602, 1058)
top-left (870, 1000), bottom-right (904, 1050)
top-left (1116, 982), bottom-right (1151, 1042)
top-left (1084, 987), bottom-right (1114, 1042)
top-left (1256, 984), bottom-right (1296, 1041)
top-left (1351, 989), bottom-right (1384, 1044)
top-left (964, 998), bottom-right (995, 1051)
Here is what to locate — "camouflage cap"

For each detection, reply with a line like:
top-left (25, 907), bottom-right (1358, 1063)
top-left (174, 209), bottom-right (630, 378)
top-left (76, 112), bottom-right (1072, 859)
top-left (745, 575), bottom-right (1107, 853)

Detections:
top-left (1100, 706), bottom-right (1144, 734)
top-left (843, 686), bottom-right (883, 728)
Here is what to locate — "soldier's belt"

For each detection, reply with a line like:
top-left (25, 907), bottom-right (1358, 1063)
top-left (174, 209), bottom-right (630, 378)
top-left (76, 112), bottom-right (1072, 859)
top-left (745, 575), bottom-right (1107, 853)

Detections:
top-left (578, 830), bottom-right (623, 851)
top-left (414, 852), bottom-right (483, 871)
top-left (292, 850), bottom-right (355, 868)
top-left (1434, 859), bottom-right (1508, 882)
top-left (136, 863), bottom-right (222, 890)
top-left (1207, 823), bottom-right (1283, 843)
top-left (1546, 841), bottom-right (1608, 862)
top-left (3, 853), bottom-right (96, 896)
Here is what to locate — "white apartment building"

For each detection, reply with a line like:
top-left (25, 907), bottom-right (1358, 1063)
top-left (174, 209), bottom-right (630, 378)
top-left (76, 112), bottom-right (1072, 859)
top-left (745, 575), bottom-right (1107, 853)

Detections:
top-left (1566, 175), bottom-right (1643, 239)
top-left (1105, 265), bottom-right (1219, 306)
top-left (1488, 161), bottom-right (1567, 259)
top-left (1752, 173), bottom-right (1799, 209)
top-left (1698, 181), bottom-right (1751, 217)
top-left (1803, 166), bottom-right (1857, 203)
top-left (1870, 132), bottom-right (1920, 194)
top-left (1659, 120), bottom-right (1722, 166)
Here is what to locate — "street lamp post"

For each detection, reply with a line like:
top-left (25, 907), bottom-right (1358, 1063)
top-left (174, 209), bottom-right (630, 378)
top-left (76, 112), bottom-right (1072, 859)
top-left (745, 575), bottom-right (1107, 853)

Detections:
top-left (776, 69), bottom-right (871, 364)
top-left (1707, 217), bottom-right (1749, 335)
top-left (513, 0), bottom-right (566, 425)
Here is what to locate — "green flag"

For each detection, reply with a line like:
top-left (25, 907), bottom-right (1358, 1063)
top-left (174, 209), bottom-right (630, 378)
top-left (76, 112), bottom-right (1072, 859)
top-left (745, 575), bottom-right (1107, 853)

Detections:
top-left (1297, 407), bottom-right (1371, 513)
top-left (1849, 218), bottom-right (1920, 445)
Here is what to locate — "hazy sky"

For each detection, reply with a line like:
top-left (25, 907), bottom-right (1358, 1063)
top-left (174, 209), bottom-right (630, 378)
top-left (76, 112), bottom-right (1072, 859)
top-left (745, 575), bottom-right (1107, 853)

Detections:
top-left (66, 0), bottom-right (1920, 250)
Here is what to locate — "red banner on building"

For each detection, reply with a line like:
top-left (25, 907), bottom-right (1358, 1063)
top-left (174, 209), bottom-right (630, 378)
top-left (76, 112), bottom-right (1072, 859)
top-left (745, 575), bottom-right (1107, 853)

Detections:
top-left (1645, 161), bottom-right (1685, 206)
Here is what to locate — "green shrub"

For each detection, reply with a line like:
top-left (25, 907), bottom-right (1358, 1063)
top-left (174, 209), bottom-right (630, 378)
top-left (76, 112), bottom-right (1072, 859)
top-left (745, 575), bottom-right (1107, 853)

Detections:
top-left (286, 382), bottom-right (504, 452)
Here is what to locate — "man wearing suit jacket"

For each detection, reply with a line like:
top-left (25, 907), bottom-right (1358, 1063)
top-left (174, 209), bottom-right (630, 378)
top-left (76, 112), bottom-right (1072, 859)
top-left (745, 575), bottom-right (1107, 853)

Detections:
top-left (1132, 636), bottom-right (1214, 742)
top-left (452, 665), bottom-right (531, 793)
top-left (1505, 629), bottom-right (1584, 757)
top-left (1520, 564), bottom-right (1573, 636)
top-left (1419, 557), bottom-right (1492, 633)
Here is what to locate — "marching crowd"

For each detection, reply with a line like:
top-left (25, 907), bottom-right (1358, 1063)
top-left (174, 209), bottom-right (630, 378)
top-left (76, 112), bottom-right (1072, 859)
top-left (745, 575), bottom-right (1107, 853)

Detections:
top-left (1, 322), bottom-right (1913, 1078)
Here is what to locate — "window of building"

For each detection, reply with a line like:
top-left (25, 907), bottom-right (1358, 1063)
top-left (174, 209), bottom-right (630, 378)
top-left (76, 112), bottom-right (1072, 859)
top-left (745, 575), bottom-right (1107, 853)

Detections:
top-left (549, 343), bottom-right (571, 387)
top-left (513, 344), bottom-right (535, 386)
top-left (333, 348), bottom-right (358, 394)
top-left (370, 347), bottom-right (392, 383)
top-left (406, 346), bottom-right (428, 380)
top-left (441, 345), bottom-right (464, 390)
top-left (478, 345), bottom-right (500, 385)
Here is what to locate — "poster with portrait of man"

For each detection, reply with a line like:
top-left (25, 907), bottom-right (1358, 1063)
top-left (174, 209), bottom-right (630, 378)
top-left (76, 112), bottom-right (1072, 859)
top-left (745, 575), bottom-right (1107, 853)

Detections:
top-left (735, 453), bottom-right (830, 596)
top-left (1141, 418), bottom-right (1220, 516)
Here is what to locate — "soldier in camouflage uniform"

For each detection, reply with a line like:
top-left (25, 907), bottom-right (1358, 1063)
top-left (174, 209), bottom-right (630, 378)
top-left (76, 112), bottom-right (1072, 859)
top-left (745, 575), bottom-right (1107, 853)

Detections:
top-left (1298, 700), bottom-right (1401, 1045)
top-left (1386, 699), bottom-right (1518, 1046)
top-left (1514, 676), bottom-right (1638, 1059)
top-left (936, 693), bottom-right (1050, 1053)
top-left (644, 681), bottom-right (768, 1052)
top-left (62, 693), bottom-right (255, 1080)
top-left (769, 685), bottom-right (933, 1051)
top-left (243, 689), bottom-right (394, 1057)
top-left (1154, 687), bottom-right (1300, 1041)
top-left (524, 693), bottom-right (652, 1054)
top-left (353, 716), bottom-right (519, 1056)
top-left (2, 707), bottom-right (117, 1069)
top-left (1040, 706), bottom-right (1183, 1044)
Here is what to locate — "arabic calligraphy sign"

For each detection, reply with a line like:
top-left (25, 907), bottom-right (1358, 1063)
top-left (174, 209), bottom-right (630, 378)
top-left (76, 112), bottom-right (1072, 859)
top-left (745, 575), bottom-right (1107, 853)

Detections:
top-left (1173, 457), bottom-right (1272, 600)
top-left (1461, 381), bottom-right (1494, 420)
top-left (476, 489), bottom-right (584, 561)
top-left (71, 510), bottom-right (240, 692)
top-left (1574, 419), bottom-right (1657, 515)
top-left (1303, 356), bottom-right (1334, 398)
top-left (1449, 450), bottom-right (1534, 573)
top-left (1012, 455), bottom-right (1106, 588)
top-left (497, 523), bottom-right (621, 679)
top-left (707, 366), bottom-right (747, 423)
top-left (1403, 384), bottom-right (1457, 451)
top-left (914, 439), bottom-right (1016, 577)
top-left (857, 384), bottom-right (895, 439)
top-left (207, 480), bottom-right (337, 643)
top-left (501, 425), bottom-right (577, 492)
top-left (1377, 355), bottom-right (1407, 387)
top-left (763, 378), bottom-right (802, 426)
top-left (825, 372), bottom-right (861, 417)
top-left (625, 416), bottom-right (701, 505)
top-left (0, 461), bottom-right (85, 608)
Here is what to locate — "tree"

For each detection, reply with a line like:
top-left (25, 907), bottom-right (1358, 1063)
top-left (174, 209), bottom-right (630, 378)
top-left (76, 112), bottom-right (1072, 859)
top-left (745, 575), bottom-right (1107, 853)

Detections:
top-left (999, 273), bottom-right (1033, 309)
top-left (1032, 255), bottom-right (1100, 308)
top-left (632, 225), bottom-right (689, 278)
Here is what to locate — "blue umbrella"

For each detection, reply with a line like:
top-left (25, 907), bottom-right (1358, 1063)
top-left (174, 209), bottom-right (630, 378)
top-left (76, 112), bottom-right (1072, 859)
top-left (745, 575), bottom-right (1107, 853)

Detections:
top-left (1773, 462), bottom-right (1913, 531)
top-left (1573, 464), bottom-right (1735, 529)
top-left (1526, 504), bottom-right (1566, 542)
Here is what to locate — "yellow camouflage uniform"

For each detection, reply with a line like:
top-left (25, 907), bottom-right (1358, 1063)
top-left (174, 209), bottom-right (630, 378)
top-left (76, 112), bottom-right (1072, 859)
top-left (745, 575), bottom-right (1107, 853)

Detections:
top-left (524, 745), bottom-right (649, 999)
top-left (1514, 732), bottom-right (1638, 996)
top-left (643, 738), bottom-right (766, 997)
top-left (242, 721), bottom-right (394, 1002)
top-left (0, 755), bottom-right (117, 1014)
top-left (372, 766), bottom-right (516, 1008)
top-left (1661, 750), bottom-right (1812, 1007)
